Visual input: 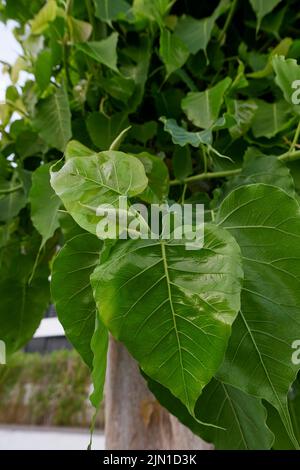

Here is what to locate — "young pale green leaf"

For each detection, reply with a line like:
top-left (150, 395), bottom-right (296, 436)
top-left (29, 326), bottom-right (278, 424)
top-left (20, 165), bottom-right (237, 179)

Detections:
top-left (94, 0), bottom-right (130, 22)
top-left (146, 376), bottom-right (274, 450)
top-left (91, 225), bottom-right (243, 414)
top-left (67, 17), bottom-right (93, 44)
top-left (29, 163), bottom-right (60, 246)
top-left (30, 0), bottom-right (57, 35)
top-left (90, 317), bottom-right (109, 408)
top-left (76, 33), bottom-right (119, 72)
top-left (33, 85), bottom-right (72, 152)
top-left (249, 0), bottom-right (282, 32)
top-left (182, 78), bottom-right (232, 129)
top-left (174, 0), bottom-right (230, 54)
top-left (134, 152), bottom-right (169, 203)
top-left (251, 99), bottom-right (293, 138)
top-left (86, 112), bottom-right (129, 151)
top-left (159, 30), bottom-right (189, 77)
top-left (217, 184), bottom-right (300, 448)
top-left (51, 233), bottom-right (103, 368)
top-left (272, 55), bottom-right (300, 107)
top-left (160, 117), bottom-right (212, 147)
top-left (50, 151), bottom-right (148, 235)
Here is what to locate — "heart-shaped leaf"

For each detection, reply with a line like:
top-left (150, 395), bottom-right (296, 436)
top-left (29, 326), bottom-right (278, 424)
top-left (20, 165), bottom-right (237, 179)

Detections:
top-left (91, 225), bottom-right (243, 414)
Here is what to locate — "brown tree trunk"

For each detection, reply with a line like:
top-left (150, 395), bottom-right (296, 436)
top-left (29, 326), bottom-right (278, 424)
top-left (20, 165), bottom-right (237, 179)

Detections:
top-left (105, 337), bottom-right (213, 450)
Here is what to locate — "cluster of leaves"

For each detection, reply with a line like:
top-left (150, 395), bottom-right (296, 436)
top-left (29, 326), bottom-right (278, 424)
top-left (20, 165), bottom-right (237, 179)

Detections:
top-left (1, 0), bottom-right (300, 449)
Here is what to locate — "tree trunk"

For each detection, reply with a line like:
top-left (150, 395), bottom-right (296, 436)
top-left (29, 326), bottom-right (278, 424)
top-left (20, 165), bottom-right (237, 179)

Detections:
top-left (105, 337), bottom-right (213, 450)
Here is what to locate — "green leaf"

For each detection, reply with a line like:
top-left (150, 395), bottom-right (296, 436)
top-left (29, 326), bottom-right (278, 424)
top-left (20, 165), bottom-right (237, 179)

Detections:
top-left (94, 0), bottom-right (130, 22)
top-left (182, 77), bottom-right (232, 129)
top-left (249, 0), bottom-right (282, 32)
top-left (135, 152), bottom-right (169, 203)
top-left (160, 117), bottom-right (212, 147)
top-left (50, 151), bottom-right (148, 235)
top-left (173, 146), bottom-right (193, 181)
top-left (76, 33), bottom-right (119, 72)
top-left (146, 376), bottom-right (274, 450)
top-left (123, 36), bottom-right (152, 113)
top-left (129, 121), bottom-right (157, 145)
top-left (90, 317), bottom-right (109, 408)
top-left (217, 184), bottom-right (300, 447)
top-left (223, 147), bottom-right (295, 198)
top-left (31, 0), bottom-right (57, 35)
top-left (35, 49), bottom-right (52, 92)
top-left (91, 225), bottom-right (243, 414)
top-left (251, 99), bottom-right (293, 138)
top-left (0, 175), bottom-right (28, 222)
top-left (248, 38), bottom-right (292, 79)
top-left (174, 0), bottom-right (230, 54)
top-left (33, 85), bottom-right (72, 152)
top-left (133, 0), bottom-right (173, 26)
top-left (86, 112), bottom-right (129, 151)
top-left (29, 163), bottom-right (60, 246)
top-left (0, 235), bottom-right (51, 355)
top-left (65, 140), bottom-right (97, 160)
top-left (272, 55), bottom-right (300, 106)
top-left (159, 29), bottom-right (189, 77)
top-left (51, 233), bottom-right (103, 368)
top-left (227, 99), bottom-right (257, 139)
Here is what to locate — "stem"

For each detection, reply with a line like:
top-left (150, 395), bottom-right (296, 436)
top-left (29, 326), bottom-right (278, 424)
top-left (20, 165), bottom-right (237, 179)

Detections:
top-left (290, 121), bottom-right (300, 153)
top-left (218, 0), bottom-right (238, 43)
top-left (278, 149), bottom-right (300, 162)
top-left (170, 149), bottom-right (300, 186)
top-left (170, 169), bottom-right (242, 186)
top-left (0, 184), bottom-right (22, 195)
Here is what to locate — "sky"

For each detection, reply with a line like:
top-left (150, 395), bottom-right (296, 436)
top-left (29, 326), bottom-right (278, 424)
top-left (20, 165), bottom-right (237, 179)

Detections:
top-left (0, 20), bottom-right (23, 101)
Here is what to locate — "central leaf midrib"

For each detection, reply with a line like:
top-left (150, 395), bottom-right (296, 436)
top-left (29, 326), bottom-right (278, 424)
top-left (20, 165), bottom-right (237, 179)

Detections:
top-left (160, 240), bottom-right (190, 410)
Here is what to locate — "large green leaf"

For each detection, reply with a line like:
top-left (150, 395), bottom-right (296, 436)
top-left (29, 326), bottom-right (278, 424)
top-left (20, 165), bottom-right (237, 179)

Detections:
top-left (146, 376), bottom-right (274, 450)
top-left (249, 0), bottom-right (282, 31)
top-left (251, 99), bottom-right (293, 138)
top-left (76, 33), bottom-right (119, 72)
top-left (182, 78), bottom-right (232, 129)
top-left (0, 235), bottom-right (51, 355)
top-left (174, 0), bottom-right (230, 54)
top-left (91, 225), bottom-right (243, 414)
top-left (50, 151), bottom-right (148, 235)
top-left (159, 30), bottom-right (189, 78)
top-left (33, 85), bottom-right (72, 152)
top-left (217, 184), bottom-right (300, 447)
top-left (51, 233), bottom-right (102, 368)
top-left (29, 163), bottom-right (60, 246)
